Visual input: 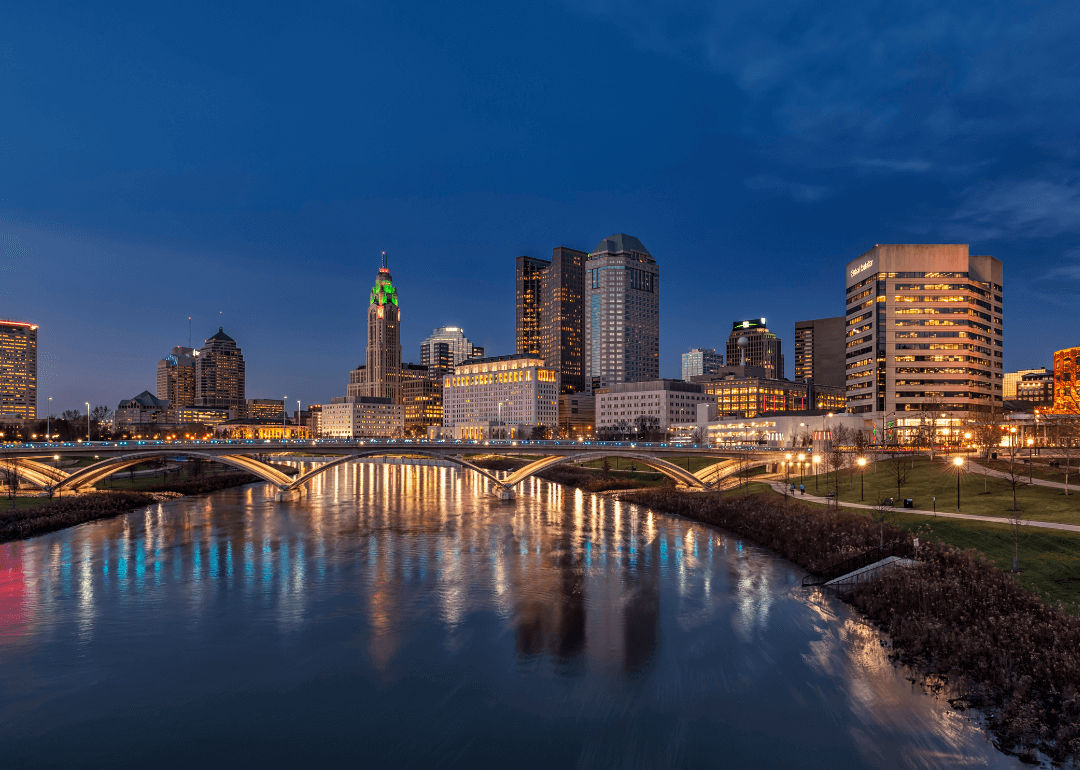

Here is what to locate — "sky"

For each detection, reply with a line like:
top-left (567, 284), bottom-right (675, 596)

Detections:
top-left (2, 0), bottom-right (1080, 412)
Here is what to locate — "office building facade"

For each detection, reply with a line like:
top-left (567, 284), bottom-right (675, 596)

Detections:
top-left (1004, 368), bottom-right (1049, 401)
top-left (515, 256), bottom-right (549, 357)
top-left (0, 320), bottom-right (37, 420)
top-left (319, 397), bottom-right (405, 438)
top-left (845, 244), bottom-right (1003, 418)
top-left (1052, 348), bottom-right (1080, 414)
top-left (157, 346), bottom-right (196, 409)
top-left (681, 348), bottom-right (723, 381)
top-left (400, 363), bottom-right (443, 436)
top-left (195, 328), bottom-right (246, 412)
top-left (696, 375), bottom-right (846, 419)
top-left (794, 317), bottom-right (845, 388)
top-left (442, 355), bottom-right (558, 430)
top-left (585, 234), bottom-right (659, 390)
top-left (247, 398), bottom-right (287, 420)
top-left (595, 379), bottom-right (709, 430)
top-left (726, 319), bottom-right (784, 380)
top-left (1015, 370), bottom-right (1054, 407)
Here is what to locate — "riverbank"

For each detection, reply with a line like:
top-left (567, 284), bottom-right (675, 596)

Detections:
top-left (620, 488), bottom-right (1080, 765)
top-left (0, 472), bottom-right (260, 544)
top-left (468, 455), bottom-right (671, 493)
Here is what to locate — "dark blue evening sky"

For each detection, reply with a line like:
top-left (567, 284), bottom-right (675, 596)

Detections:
top-left (2, 0), bottom-right (1079, 411)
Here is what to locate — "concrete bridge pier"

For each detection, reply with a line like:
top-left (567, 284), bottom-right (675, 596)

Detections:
top-left (496, 487), bottom-right (516, 501)
top-left (277, 488), bottom-right (303, 502)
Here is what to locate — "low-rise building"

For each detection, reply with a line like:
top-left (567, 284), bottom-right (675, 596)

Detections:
top-left (247, 398), bottom-right (287, 420)
top-left (693, 373), bottom-right (845, 419)
top-left (174, 406), bottom-right (233, 426)
top-left (215, 418), bottom-right (307, 439)
top-left (1015, 369), bottom-right (1054, 407)
top-left (319, 397), bottom-right (404, 438)
top-left (442, 355), bottom-right (558, 435)
top-left (557, 393), bottom-right (595, 437)
top-left (595, 379), bottom-right (710, 432)
top-left (115, 391), bottom-right (170, 429)
top-left (671, 412), bottom-right (870, 450)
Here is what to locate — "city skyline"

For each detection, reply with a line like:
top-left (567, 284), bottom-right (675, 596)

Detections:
top-left (4, 3), bottom-right (1080, 409)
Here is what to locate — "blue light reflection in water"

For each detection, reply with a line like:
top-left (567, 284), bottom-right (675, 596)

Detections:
top-left (0, 461), bottom-right (1016, 768)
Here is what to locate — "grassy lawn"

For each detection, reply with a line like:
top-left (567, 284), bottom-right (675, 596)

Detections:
top-left (819, 457), bottom-right (1080, 525)
top-left (0, 496), bottom-right (54, 512)
top-left (751, 483), bottom-right (1080, 612)
top-left (978, 456), bottom-right (1080, 485)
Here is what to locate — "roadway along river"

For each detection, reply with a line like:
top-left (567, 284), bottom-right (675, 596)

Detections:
top-left (0, 462), bottom-right (1016, 767)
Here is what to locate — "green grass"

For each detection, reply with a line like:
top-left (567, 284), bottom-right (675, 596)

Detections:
top-left (852, 505), bottom-right (1080, 611)
top-left (817, 456), bottom-right (1080, 525)
top-left (579, 455), bottom-right (729, 473)
top-left (978, 456), bottom-right (1080, 485)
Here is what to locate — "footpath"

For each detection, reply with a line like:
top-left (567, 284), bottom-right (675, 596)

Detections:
top-left (765, 480), bottom-right (1080, 534)
top-left (965, 459), bottom-right (1077, 491)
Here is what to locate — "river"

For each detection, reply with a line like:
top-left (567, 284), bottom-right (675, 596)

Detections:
top-left (0, 462), bottom-right (1015, 767)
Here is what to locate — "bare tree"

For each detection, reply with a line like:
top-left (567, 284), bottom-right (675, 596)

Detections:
top-left (827, 424), bottom-right (851, 504)
top-left (971, 404), bottom-right (1002, 461)
top-left (1048, 416), bottom-right (1080, 496)
top-left (888, 449), bottom-right (909, 503)
top-left (870, 497), bottom-right (893, 548)
top-left (1002, 432), bottom-right (1025, 513)
top-left (1008, 506), bottom-right (1024, 573)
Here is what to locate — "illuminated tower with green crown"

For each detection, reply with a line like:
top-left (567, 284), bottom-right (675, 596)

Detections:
top-left (363, 251), bottom-right (402, 403)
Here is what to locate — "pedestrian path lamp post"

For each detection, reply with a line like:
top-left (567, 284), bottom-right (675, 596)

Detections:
top-left (797, 453), bottom-right (805, 485)
top-left (856, 456), bottom-right (867, 501)
top-left (953, 456), bottom-right (965, 510)
top-left (812, 454), bottom-right (821, 490)
top-left (783, 453), bottom-right (792, 499)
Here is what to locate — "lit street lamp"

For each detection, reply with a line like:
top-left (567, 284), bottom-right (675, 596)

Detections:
top-left (812, 454), bottom-right (821, 490)
top-left (85, 402), bottom-right (91, 442)
top-left (953, 456), bottom-right (964, 510)
top-left (47, 396), bottom-right (52, 442)
top-left (1027, 437), bottom-right (1034, 483)
top-left (856, 456), bottom-right (867, 501)
top-left (797, 452), bottom-right (806, 487)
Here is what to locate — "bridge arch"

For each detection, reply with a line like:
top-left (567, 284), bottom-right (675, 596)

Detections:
top-left (52, 451), bottom-right (295, 494)
top-left (282, 450), bottom-right (505, 492)
top-left (500, 452), bottom-right (708, 490)
top-left (0, 458), bottom-right (68, 490)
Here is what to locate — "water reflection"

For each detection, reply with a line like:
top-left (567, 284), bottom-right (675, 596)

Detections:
top-left (0, 461), bottom-right (1015, 767)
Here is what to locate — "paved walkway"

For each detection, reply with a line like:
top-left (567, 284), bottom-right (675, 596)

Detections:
top-left (766, 480), bottom-right (1080, 534)
top-left (965, 459), bottom-right (1078, 492)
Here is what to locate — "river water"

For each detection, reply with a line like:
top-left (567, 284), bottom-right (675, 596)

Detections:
top-left (0, 462), bottom-right (1015, 767)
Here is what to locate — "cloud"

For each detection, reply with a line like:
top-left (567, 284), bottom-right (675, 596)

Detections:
top-left (745, 174), bottom-right (829, 202)
top-left (951, 178), bottom-right (1080, 240)
top-left (567, 1), bottom-right (1080, 165)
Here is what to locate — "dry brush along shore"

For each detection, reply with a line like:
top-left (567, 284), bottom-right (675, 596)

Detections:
top-left (620, 489), bottom-right (1080, 766)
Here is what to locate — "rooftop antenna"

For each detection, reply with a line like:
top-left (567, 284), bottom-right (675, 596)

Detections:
top-left (187, 315), bottom-right (192, 347)
top-left (381, 250), bottom-right (387, 269)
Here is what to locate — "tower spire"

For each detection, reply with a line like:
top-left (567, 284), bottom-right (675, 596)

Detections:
top-left (381, 250), bottom-right (387, 270)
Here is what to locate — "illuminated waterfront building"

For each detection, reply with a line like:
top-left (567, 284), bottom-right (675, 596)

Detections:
top-left (726, 319), bottom-right (784, 380)
top-left (1052, 348), bottom-right (1080, 413)
top-left (595, 380), bottom-right (710, 431)
top-left (195, 328), bottom-right (246, 413)
top-left (400, 363), bottom-right (443, 436)
top-left (515, 256), bottom-right (549, 358)
top-left (442, 355), bottom-right (558, 436)
top-left (174, 406), bottom-right (231, 426)
top-left (845, 244), bottom-right (1003, 418)
top-left (319, 397), bottom-right (404, 438)
top-left (214, 419), bottom-right (307, 439)
top-left (0, 320), bottom-right (37, 419)
top-left (794, 317), bottom-right (845, 388)
top-left (1014, 370), bottom-right (1053, 407)
top-left (585, 234), bottom-right (659, 391)
top-left (156, 346), bottom-right (196, 409)
top-left (557, 393), bottom-right (595, 437)
top-left (681, 348), bottom-right (723, 381)
top-left (695, 375), bottom-right (846, 419)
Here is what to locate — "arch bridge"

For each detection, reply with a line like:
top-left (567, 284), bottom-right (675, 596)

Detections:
top-left (0, 440), bottom-right (779, 500)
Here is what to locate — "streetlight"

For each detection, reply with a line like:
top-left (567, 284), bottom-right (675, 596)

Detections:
top-left (856, 456), bottom-right (867, 501)
top-left (85, 402), bottom-right (91, 441)
top-left (283, 395), bottom-right (288, 436)
top-left (47, 396), bottom-right (52, 442)
top-left (1026, 437), bottom-right (1034, 484)
top-left (784, 452), bottom-right (792, 497)
top-left (812, 454), bottom-right (821, 490)
top-left (797, 452), bottom-right (806, 487)
top-left (953, 456), bottom-right (964, 510)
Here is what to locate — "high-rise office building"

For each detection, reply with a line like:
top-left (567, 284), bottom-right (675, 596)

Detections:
top-left (0, 320), bottom-right (37, 419)
top-left (585, 234), bottom-right (659, 390)
top-left (794, 317), bottom-right (845, 388)
top-left (419, 326), bottom-right (478, 378)
top-left (157, 346), bottom-right (197, 409)
top-left (400, 363), bottom-right (443, 435)
top-left (681, 348), bottom-right (723, 381)
top-left (845, 244), bottom-right (1003, 419)
top-left (356, 253), bottom-right (403, 403)
top-left (515, 248), bottom-right (588, 393)
top-left (195, 328), bottom-right (245, 412)
top-left (515, 256), bottom-right (549, 357)
top-left (726, 319), bottom-right (784, 380)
